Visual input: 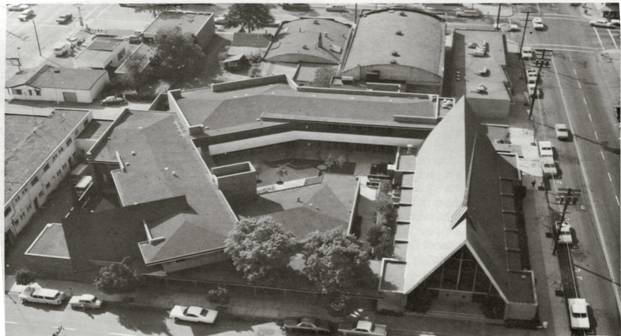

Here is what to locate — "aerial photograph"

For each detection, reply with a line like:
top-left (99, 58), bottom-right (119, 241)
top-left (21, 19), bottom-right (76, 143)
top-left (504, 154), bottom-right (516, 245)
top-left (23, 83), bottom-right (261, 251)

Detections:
top-left (2, 2), bottom-right (620, 336)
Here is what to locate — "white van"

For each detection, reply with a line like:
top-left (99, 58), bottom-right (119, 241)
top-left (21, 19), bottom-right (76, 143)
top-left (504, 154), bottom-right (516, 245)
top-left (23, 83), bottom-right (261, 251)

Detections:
top-left (75, 175), bottom-right (93, 199)
top-left (19, 286), bottom-right (65, 305)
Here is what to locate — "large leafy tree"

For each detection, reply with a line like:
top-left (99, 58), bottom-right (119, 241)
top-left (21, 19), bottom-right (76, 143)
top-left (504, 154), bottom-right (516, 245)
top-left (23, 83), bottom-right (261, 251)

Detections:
top-left (224, 216), bottom-right (297, 283)
top-left (15, 269), bottom-right (35, 285)
top-left (301, 229), bottom-right (374, 293)
top-left (94, 259), bottom-right (141, 294)
top-left (151, 26), bottom-right (207, 84)
top-left (224, 4), bottom-right (274, 32)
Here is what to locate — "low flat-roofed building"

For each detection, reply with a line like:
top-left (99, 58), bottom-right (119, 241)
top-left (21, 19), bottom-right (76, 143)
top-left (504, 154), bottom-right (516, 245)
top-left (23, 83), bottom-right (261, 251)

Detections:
top-left (264, 18), bottom-right (352, 65)
top-left (453, 29), bottom-right (511, 121)
top-left (341, 8), bottom-right (446, 93)
top-left (5, 64), bottom-right (109, 103)
top-left (167, 76), bottom-right (440, 155)
top-left (81, 109), bottom-right (237, 273)
top-left (4, 109), bottom-right (92, 247)
top-left (75, 37), bottom-right (129, 70)
top-left (142, 11), bottom-right (215, 49)
top-left (22, 223), bottom-right (73, 279)
top-left (377, 98), bottom-right (537, 321)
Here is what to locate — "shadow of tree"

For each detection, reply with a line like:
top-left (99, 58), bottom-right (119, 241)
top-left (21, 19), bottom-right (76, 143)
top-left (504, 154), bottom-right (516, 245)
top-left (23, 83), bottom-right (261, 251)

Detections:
top-left (109, 305), bottom-right (173, 336)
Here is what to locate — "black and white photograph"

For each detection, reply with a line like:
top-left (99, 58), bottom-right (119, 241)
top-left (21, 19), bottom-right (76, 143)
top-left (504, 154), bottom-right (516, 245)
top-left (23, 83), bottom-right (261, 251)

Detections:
top-left (2, 2), bottom-right (620, 336)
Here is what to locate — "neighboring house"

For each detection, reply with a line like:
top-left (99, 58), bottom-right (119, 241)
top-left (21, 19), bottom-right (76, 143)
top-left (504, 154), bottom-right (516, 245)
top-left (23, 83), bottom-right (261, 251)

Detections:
top-left (341, 8), bottom-right (446, 93)
top-left (114, 43), bottom-right (157, 78)
top-left (5, 64), bottom-right (109, 103)
top-left (4, 109), bottom-right (92, 249)
top-left (75, 37), bottom-right (130, 70)
top-left (264, 18), bottom-right (352, 64)
top-left (142, 11), bottom-right (215, 49)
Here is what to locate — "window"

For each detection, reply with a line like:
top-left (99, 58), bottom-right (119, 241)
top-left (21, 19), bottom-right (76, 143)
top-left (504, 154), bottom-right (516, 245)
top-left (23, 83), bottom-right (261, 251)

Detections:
top-left (31, 177), bottom-right (39, 186)
top-left (52, 153), bottom-right (58, 162)
top-left (66, 138), bottom-right (73, 146)
top-left (27, 204), bottom-right (32, 211)
top-left (45, 182), bottom-right (51, 189)
top-left (43, 163), bottom-right (50, 172)
top-left (14, 89), bottom-right (22, 95)
top-left (15, 195), bottom-right (20, 202)
top-left (4, 207), bottom-right (12, 217)
top-left (28, 89), bottom-right (33, 96)
top-left (58, 145), bottom-right (64, 153)
top-left (35, 88), bottom-right (41, 96)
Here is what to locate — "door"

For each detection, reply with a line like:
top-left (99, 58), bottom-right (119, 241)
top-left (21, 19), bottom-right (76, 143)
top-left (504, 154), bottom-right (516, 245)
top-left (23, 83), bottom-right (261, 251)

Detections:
top-left (62, 91), bottom-right (78, 102)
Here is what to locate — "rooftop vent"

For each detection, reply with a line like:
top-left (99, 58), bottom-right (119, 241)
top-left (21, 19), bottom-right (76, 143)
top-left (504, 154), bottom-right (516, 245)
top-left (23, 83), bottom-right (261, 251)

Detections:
top-left (131, 150), bottom-right (136, 156)
top-left (390, 59), bottom-right (398, 64)
top-left (391, 50), bottom-right (400, 57)
top-left (395, 30), bottom-right (403, 36)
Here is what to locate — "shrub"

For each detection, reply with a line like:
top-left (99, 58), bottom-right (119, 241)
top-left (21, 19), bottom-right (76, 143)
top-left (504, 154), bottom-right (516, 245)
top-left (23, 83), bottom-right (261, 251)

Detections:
top-left (208, 286), bottom-right (230, 304)
top-left (94, 259), bottom-right (142, 294)
top-left (15, 269), bottom-right (35, 285)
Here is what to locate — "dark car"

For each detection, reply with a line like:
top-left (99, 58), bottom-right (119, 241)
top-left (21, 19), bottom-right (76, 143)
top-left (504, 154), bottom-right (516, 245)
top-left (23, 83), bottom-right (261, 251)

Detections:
top-left (282, 3), bottom-right (311, 11)
top-left (56, 14), bottom-right (73, 24)
top-left (283, 317), bottom-right (335, 334)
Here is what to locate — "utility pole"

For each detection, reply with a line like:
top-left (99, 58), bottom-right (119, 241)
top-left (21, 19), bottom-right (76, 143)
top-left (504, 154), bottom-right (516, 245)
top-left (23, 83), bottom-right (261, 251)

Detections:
top-left (32, 20), bottom-right (42, 56)
top-left (76, 4), bottom-right (84, 27)
top-left (519, 11), bottom-right (531, 55)
top-left (553, 188), bottom-right (572, 256)
top-left (495, 4), bottom-right (502, 30)
top-left (528, 49), bottom-right (551, 120)
top-left (354, 3), bottom-right (358, 24)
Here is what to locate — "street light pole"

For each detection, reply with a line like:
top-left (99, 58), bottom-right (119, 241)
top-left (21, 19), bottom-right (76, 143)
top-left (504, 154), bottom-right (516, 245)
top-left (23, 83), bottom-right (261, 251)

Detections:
top-left (495, 4), bottom-right (502, 30)
top-left (32, 20), bottom-right (42, 56)
top-left (519, 11), bottom-right (531, 55)
top-left (76, 4), bottom-right (84, 27)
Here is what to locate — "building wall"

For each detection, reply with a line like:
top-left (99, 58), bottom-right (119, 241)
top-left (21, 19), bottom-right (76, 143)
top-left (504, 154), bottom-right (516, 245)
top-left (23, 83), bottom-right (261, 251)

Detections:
top-left (195, 14), bottom-right (215, 49)
top-left (22, 255), bottom-right (75, 280)
top-left (4, 112), bottom-right (92, 241)
top-left (161, 249), bottom-right (227, 273)
top-left (6, 73), bottom-right (109, 103)
top-left (342, 64), bottom-right (442, 93)
top-left (212, 162), bottom-right (257, 204)
top-left (466, 96), bottom-right (510, 122)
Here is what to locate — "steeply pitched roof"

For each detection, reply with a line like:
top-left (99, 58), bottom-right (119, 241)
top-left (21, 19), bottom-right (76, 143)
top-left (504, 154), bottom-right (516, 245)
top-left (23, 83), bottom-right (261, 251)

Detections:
top-left (5, 109), bottom-right (89, 201)
top-left (174, 83), bottom-right (439, 135)
top-left (265, 18), bottom-right (351, 64)
top-left (343, 8), bottom-right (445, 78)
top-left (5, 64), bottom-right (107, 90)
top-left (89, 110), bottom-right (237, 264)
top-left (400, 98), bottom-right (534, 303)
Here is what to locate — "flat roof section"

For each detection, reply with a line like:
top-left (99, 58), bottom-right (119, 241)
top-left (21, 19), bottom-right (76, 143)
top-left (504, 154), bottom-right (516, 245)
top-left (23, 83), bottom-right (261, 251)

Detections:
top-left (456, 30), bottom-right (510, 101)
top-left (265, 18), bottom-right (351, 64)
top-left (25, 223), bottom-right (70, 259)
top-left (381, 260), bottom-right (406, 292)
top-left (6, 64), bottom-right (107, 90)
top-left (144, 11), bottom-right (212, 37)
top-left (5, 109), bottom-right (88, 200)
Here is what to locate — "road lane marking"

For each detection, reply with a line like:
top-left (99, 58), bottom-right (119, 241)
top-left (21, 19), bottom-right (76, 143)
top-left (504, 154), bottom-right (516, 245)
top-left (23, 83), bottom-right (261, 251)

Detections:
top-left (582, 97), bottom-right (588, 105)
top-left (601, 151), bottom-right (606, 160)
top-left (607, 29), bottom-right (618, 49)
top-left (594, 130), bottom-right (599, 140)
top-left (5, 321), bottom-right (17, 325)
top-left (587, 112), bottom-right (593, 122)
top-left (573, 68), bottom-right (578, 76)
top-left (593, 27), bottom-right (606, 50)
top-left (108, 333), bottom-right (134, 336)
top-left (551, 55), bottom-right (621, 314)
top-left (577, 81), bottom-right (582, 89)
top-left (608, 172), bottom-right (614, 182)
top-left (616, 195), bottom-right (620, 206)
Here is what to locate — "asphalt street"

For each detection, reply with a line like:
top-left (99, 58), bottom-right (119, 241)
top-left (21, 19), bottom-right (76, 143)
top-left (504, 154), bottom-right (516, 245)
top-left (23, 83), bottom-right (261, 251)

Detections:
top-left (5, 294), bottom-right (278, 336)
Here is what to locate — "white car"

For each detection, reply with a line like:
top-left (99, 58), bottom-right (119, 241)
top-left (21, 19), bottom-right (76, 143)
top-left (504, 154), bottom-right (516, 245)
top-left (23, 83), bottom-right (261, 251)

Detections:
top-left (541, 160), bottom-right (558, 176)
top-left (18, 8), bottom-right (34, 21)
top-left (554, 123), bottom-right (570, 140)
top-left (508, 23), bottom-right (520, 32)
top-left (338, 320), bottom-right (387, 336)
top-left (532, 17), bottom-right (545, 30)
top-left (521, 47), bottom-right (534, 60)
top-left (170, 305), bottom-right (218, 324)
top-left (538, 141), bottom-right (554, 158)
top-left (568, 298), bottom-right (590, 330)
top-left (590, 18), bottom-right (614, 28)
top-left (19, 286), bottom-right (65, 305)
top-left (69, 294), bottom-right (103, 309)
top-left (8, 3), bottom-right (30, 11)
top-left (556, 220), bottom-right (573, 244)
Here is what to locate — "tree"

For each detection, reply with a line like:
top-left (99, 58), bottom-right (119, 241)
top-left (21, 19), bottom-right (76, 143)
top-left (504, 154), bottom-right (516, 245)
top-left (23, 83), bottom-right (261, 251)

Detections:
top-left (94, 259), bottom-right (141, 294)
top-left (366, 225), bottom-right (394, 259)
top-left (224, 4), bottom-right (274, 32)
top-left (123, 53), bottom-right (152, 90)
top-left (207, 286), bottom-right (230, 305)
top-left (152, 26), bottom-right (207, 84)
top-left (301, 229), bottom-right (374, 293)
top-left (224, 216), bottom-right (297, 283)
top-left (15, 269), bottom-right (35, 285)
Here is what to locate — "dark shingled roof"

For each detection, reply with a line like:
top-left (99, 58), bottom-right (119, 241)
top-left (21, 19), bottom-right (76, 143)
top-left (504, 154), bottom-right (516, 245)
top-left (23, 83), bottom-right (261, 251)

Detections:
top-left (343, 8), bottom-right (445, 78)
top-left (5, 64), bottom-right (107, 90)
top-left (89, 110), bottom-right (237, 264)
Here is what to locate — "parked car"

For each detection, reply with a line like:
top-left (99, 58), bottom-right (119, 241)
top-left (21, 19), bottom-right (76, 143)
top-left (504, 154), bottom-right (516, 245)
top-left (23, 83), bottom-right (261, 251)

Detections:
top-left (556, 220), bottom-right (573, 244)
top-left (19, 286), bottom-right (65, 305)
top-left (611, 19), bottom-right (620, 27)
top-left (532, 17), bottom-right (545, 30)
top-left (521, 47), bottom-right (534, 60)
top-left (456, 8), bottom-right (481, 18)
top-left (101, 95), bottom-right (127, 106)
top-left (284, 317), bottom-right (335, 334)
top-left (69, 294), bottom-right (103, 309)
top-left (338, 321), bottom-right (387, 336)
top-left (541, 161), bottom-right (558, 176)
top-left (326, 5), bottom-right (348, 12)
top-left (538, 141), bottom-right (554, 158)
top-left (170, 305), bottom-right (218, 324)
top-left (507, 23), bottom-right (520, 32)
top-left (53, 42), bottom-right (71, 57)
top-left (554, 123), bottom-right (570, 140)
top-left (590, 18), bottom-right (614, 28)
top-left (18, 8), bottom-right (34, 21)
top-left (568, 298), bottom-right (590, 330)
top-left (56, 13), bottom-right (73, 24)
top-left (8, 3), bottom-right (30, 11)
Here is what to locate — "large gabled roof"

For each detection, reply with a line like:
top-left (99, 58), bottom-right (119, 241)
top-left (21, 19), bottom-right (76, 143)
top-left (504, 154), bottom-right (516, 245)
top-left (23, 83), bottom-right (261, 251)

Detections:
top-left (6, 64), bottom-right (107, 90)
top-left (400, 98), bottom-right (534, 303)
top-left (342, 8), bottom-right (445, 78)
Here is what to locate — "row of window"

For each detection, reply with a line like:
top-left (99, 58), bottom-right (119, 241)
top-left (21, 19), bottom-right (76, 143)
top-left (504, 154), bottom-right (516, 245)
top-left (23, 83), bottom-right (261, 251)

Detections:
top-left (12, 88), bottom-right (41, 96)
